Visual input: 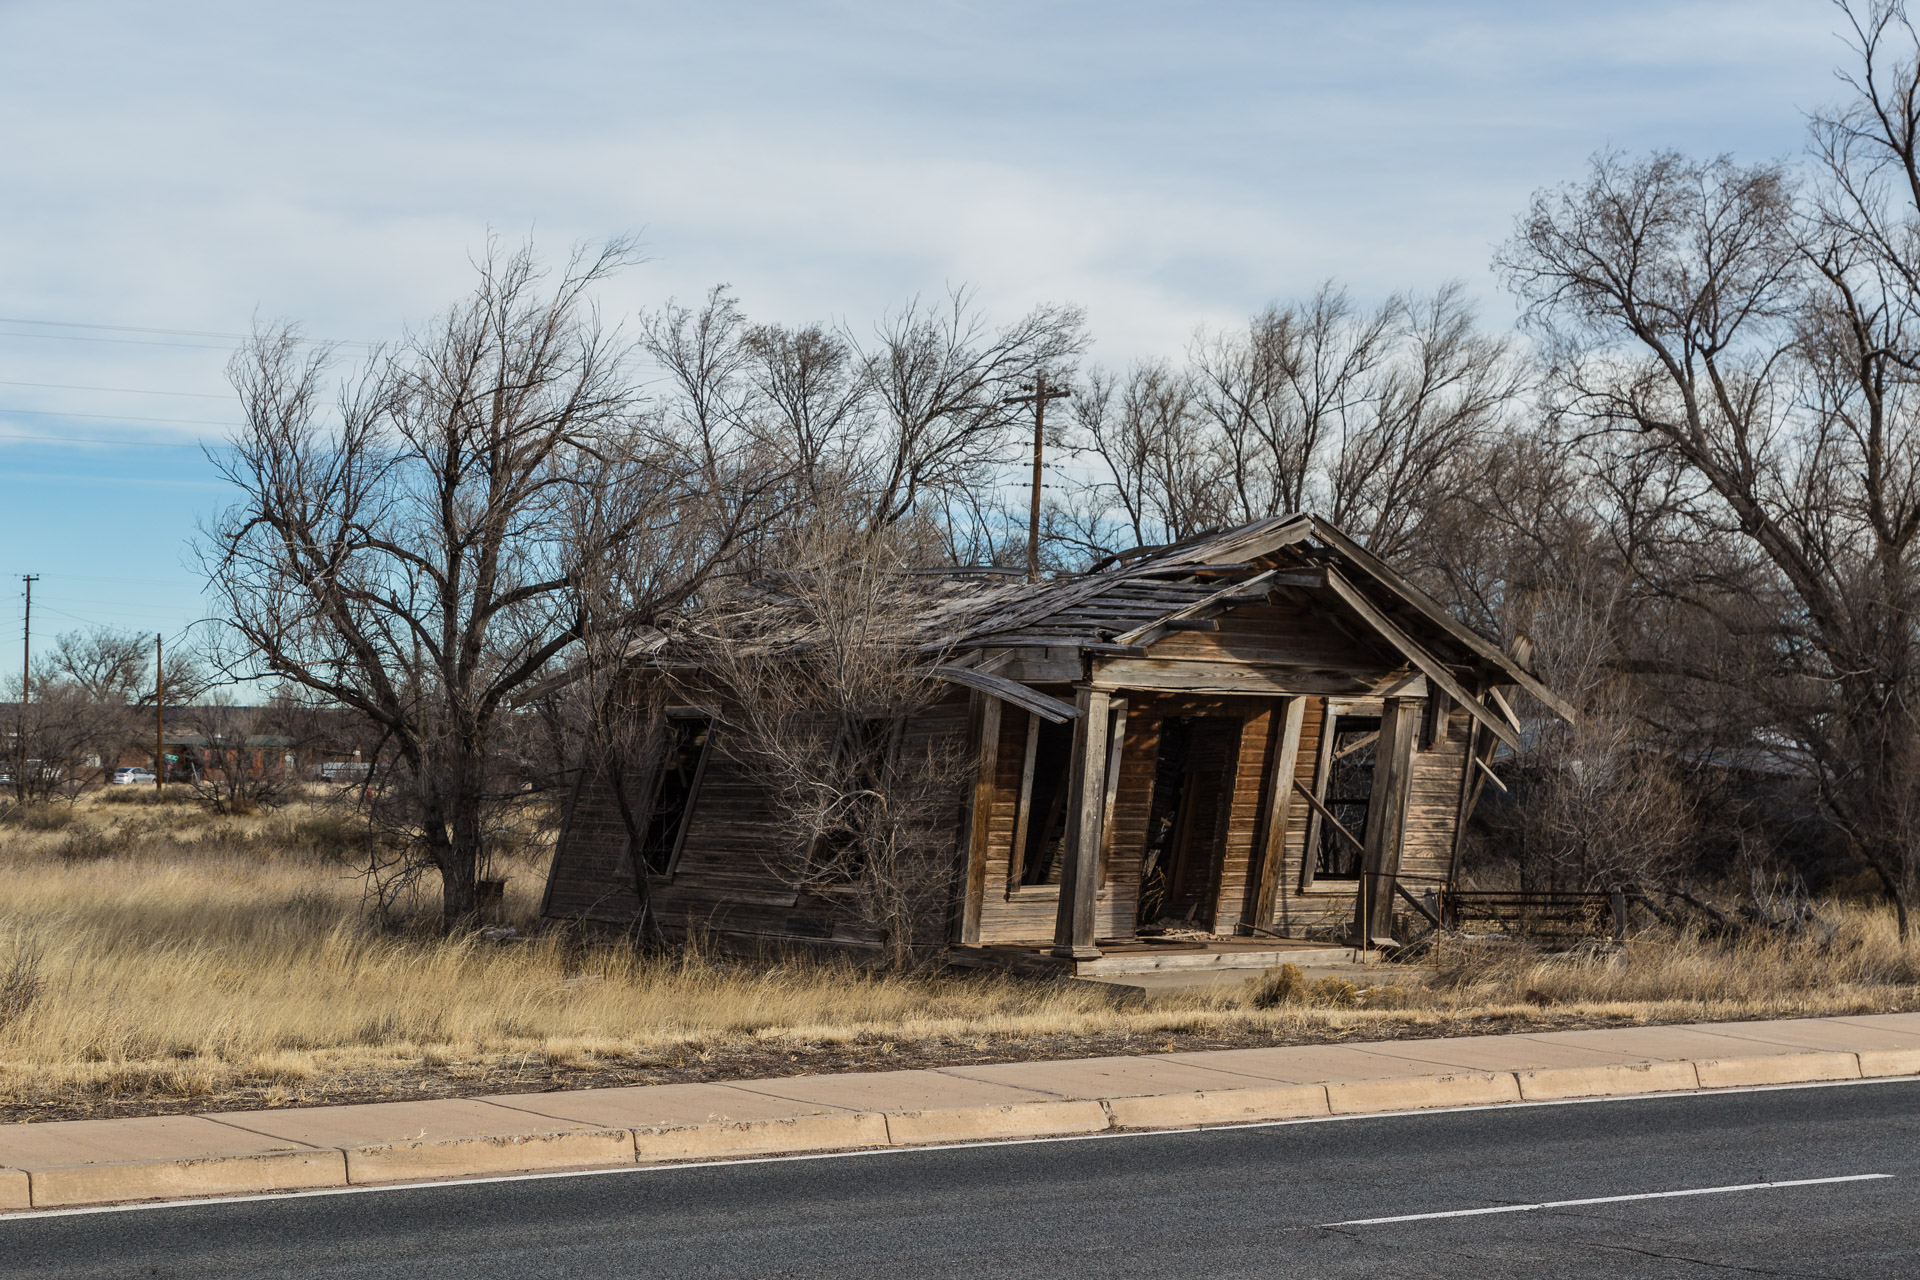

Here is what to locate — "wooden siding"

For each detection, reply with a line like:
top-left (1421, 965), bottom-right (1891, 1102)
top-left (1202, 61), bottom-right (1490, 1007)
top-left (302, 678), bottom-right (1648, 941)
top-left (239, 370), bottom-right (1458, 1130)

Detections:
top-left (1146, 603), bottom-right (1401, 678)
top-left (542, 690), bottom-right (973, 951)
top-left (1395, 704), bottom-right (1472, 889)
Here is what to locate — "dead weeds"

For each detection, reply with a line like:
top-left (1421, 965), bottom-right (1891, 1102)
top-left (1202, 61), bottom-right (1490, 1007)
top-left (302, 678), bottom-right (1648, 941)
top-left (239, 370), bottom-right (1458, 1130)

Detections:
top-left (3, 795), bottom-right (1918, 1123)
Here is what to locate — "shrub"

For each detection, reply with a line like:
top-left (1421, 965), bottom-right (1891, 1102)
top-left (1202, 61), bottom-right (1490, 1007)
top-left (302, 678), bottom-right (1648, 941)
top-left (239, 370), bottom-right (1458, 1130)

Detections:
top-left (0, 804), bottom-right (76, 832)
top-left (1250, 962), bottom-right (1306, 1009)
top-left (55, 826), bottom-right (138, 861)
top-left (0, 933), bottom-right (46, 1032)
top-left (1248, 963), bottom-right (1361, 1009)
top-left (97, 789), bottom-right (174, 807)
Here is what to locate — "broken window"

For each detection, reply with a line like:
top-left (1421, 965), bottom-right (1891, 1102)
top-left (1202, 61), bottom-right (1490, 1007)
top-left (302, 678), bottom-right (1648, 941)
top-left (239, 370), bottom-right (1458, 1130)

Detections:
top-left (1314, 714), bottom-right (1379, 881)
top-left (638, 714), bottom-right (712, 875)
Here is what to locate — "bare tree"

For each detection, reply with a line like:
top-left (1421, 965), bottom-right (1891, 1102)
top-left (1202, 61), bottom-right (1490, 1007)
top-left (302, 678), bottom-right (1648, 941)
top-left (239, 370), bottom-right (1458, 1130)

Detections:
top-left (42, 627), bottom-right (148, 785)
top-left (1055, 283), bottom-right (1520, 566)
top-left (176, 698), bottom-right (301, 814)
top-left (1052, 361), bottom-right (1225, 561)
top-left (854, 289), bottom-right (1086, 558)
top-left (1497, 4), bottom-right (1920, 934)
top-left (689, 525), bottom-right (970, 966)
top-left (206, 239), bottom-right (759, 924)
top-left (3, 673), bottom-right (103, 803)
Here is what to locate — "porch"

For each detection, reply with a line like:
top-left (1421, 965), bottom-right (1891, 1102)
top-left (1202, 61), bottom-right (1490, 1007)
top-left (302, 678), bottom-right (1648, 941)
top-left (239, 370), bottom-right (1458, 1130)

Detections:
top-left (949, 935), bottom-right (1357, 979)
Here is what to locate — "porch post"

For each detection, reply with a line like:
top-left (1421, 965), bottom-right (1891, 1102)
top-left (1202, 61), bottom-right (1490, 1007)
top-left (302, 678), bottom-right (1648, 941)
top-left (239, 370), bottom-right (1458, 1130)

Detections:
top-left (1248, 695), bottom-right (1306, 931)
top-left (1052, 685), bottom-right (1110, 960)
top-left (956, 692), bottom-right (1001, 946)
top-left (1354, 696), bottom-right (1420, 944)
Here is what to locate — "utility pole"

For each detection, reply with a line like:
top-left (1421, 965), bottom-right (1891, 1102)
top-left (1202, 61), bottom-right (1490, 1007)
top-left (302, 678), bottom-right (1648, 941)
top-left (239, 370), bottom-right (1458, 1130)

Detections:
top-left (155, 633), bottom-right (164, 797)
top-left (1004, 374), bottom-right (1071, 583)
top-left (20, 574), bottom-right (36, 707)
top-left (16, 574), bottom-right (36, 793)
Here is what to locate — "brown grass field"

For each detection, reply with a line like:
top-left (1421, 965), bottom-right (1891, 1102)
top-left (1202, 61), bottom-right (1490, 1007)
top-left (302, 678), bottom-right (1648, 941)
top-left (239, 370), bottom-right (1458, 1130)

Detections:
top-left (1, 793), bottom-right (1917, 1122)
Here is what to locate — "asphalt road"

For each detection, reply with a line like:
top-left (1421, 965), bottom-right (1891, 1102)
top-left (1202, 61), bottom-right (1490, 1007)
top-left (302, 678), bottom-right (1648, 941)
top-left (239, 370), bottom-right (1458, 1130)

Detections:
top-left (7, 1080), bottom-right (1920, 1278)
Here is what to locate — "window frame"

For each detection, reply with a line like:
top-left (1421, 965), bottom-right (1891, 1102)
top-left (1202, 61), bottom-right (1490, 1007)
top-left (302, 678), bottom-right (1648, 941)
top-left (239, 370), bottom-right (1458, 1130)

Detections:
top-left (639, 707), bottom-right (716, 880)
top-left (1300, 700), bottom-right (1385, 891)
top-left (1008, 711), bottom-right (1076, 894)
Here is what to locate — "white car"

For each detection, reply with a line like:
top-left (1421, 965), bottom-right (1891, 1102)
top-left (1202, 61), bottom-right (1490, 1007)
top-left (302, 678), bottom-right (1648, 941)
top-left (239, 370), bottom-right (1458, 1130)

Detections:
top-left (110, 767), bottom-right (156, 786)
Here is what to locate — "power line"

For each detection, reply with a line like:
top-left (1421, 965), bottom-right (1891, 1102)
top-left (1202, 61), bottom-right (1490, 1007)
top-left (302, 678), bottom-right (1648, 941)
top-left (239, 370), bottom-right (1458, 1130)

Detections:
top-left (0, 316), bottom-right (264, 341)
top-left (0, 330), bottom-right (242, 352)
top-left (0, 316), bottom-right (375, 349)
top-left (0, 379), bottom-right (230, 400)
top-left (0, 433), bottom-right (216, 449)
top-left (0, 407), bottom-right (240, 428)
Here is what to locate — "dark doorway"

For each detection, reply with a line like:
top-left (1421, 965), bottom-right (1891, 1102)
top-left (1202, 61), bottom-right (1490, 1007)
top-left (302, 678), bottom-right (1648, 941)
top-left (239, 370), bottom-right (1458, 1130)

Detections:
top-left (1138, 716), bottom-right (1241, 931)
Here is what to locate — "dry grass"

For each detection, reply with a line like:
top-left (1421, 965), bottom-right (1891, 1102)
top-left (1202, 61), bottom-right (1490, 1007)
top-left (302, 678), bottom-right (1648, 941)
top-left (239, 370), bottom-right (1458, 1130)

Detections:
top-left (2, 795), bottom-right (1917, 1121)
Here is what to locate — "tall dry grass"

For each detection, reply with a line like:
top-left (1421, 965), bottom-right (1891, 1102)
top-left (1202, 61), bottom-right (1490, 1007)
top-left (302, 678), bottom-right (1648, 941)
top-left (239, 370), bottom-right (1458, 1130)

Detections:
top-left (2, 795), bottom-right (1917, 1118)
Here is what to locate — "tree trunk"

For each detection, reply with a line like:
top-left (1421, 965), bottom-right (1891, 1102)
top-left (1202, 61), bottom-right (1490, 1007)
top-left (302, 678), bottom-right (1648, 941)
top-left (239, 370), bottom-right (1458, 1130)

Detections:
top-left (426, 776), bottom-right (485, 925)
top-left (436, 833), bottom-right (479, 923)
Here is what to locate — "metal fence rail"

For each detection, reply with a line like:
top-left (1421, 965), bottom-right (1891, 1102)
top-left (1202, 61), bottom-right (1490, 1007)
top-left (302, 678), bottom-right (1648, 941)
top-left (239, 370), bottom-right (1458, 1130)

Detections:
top-left (1423, 887), bottom-right (1630, 940)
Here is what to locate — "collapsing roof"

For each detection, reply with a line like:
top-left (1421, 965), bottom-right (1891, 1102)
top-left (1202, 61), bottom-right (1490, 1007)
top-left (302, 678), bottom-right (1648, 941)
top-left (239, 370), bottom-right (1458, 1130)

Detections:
top-left (543, 513), bottom-right (1576, 961)
top-left (630, 513), bottom-right (1570, 747)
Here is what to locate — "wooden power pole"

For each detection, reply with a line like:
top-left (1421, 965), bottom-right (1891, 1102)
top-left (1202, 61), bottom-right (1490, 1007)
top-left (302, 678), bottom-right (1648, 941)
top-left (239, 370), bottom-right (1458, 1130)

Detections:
top-left (155, 633), bottom-right (164, 797)
top-left (1005, 374), bottom-right (1071, 583)
top-left (20, 574), bottom-right (36, 707)
top-left (17, 574), bottom-right (36, 790)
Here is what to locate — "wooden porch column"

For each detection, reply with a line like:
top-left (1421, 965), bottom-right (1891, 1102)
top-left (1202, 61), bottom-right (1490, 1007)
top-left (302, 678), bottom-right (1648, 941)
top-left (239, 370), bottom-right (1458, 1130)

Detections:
top-left (1354, 697), bottom-right (1420, 944)
top-left (956, 692), bottom-right (1001, 946)
top-left (1247, 695), bottom-right (1306, 931)
top-left (1053, 685), bottom-right (1111, 960)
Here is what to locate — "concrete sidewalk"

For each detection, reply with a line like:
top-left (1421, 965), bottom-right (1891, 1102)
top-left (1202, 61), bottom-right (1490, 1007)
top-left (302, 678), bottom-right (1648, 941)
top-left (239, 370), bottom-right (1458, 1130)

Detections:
top-left (6, 1012), bottom-right (1920, 1213)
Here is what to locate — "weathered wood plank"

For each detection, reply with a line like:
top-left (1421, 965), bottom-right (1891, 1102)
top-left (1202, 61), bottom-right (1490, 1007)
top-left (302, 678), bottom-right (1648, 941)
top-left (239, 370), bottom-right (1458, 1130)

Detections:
top-left (1054, 686), bottom-right (1111, 958)
top-left (1247, 695), bottom-right (1306, 930)
top-left (1357, 698), bottom-right (1421, 941)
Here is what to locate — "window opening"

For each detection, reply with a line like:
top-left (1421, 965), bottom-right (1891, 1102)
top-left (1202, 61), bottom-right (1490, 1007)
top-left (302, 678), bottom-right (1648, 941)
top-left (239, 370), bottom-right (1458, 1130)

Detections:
top-left (638, 716), bottom-right (712, 875)
top-left (813, 718), bottom-right (896, 884)
top-left (1315, 715), bottom-right (1379, 881)
top-left (1017, 716), bottom-right (1076, 886)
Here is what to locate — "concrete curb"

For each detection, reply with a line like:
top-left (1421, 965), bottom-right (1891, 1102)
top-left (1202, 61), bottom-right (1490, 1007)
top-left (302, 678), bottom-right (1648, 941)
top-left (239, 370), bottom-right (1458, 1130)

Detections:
top-left (1103, 1084), bottom-right (1330, 1129)
top-left (6, 1037), bottom-right (1918, 1212)
top-left (1515, 1060), bottom-right (1700, 1101)
top-left (1859, 1048), bottom-right (1920, 1077)
top-left (25, 1149), bottom-right (347, 1210)
top-left (883, 1099), bottom-right (1111, 1146)
top-left (633, 1113), bottom-right (889, 1162)
top-left (342, 1128), bottom-right (635, 1185)
top-left (1326, 1071), bottom-right (1521, 1115)
top-left (1694, 1051), bottom-right (1861, 1089)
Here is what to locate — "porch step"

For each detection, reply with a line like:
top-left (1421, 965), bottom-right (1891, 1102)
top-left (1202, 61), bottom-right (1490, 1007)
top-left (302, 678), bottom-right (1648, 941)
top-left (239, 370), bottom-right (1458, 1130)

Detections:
top-left (1073, 945), bottom-right (1350, 976)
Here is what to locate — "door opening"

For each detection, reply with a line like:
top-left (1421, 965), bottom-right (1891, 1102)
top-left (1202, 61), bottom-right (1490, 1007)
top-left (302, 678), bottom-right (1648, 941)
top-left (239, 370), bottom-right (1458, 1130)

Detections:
top-left (1137, 716), bottom-right (1240, 933)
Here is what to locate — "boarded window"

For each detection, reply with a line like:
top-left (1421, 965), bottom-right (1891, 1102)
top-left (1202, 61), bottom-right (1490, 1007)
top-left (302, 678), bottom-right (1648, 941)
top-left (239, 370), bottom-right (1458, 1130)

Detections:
top-left (1315, 715), bottom-right (1379, 881)
top-left (638, 716), bottom-right (712, 875)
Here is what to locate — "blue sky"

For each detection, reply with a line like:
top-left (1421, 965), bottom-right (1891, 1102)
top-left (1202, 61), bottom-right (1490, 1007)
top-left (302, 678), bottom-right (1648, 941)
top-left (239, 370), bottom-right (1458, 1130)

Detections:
top-left (0, 0), bottom-right (1850, 667)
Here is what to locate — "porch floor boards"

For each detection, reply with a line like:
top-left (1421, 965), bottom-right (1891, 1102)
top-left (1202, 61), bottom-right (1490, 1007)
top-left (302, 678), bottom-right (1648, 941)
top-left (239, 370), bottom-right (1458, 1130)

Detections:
top-left (950, 937), bottom-right (1350, 978)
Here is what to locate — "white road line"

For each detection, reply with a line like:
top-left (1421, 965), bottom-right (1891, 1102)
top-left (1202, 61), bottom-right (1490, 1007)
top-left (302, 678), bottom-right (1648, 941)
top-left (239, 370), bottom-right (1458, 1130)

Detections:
top-left (1323, 1174), bottom-right (1895, 1227)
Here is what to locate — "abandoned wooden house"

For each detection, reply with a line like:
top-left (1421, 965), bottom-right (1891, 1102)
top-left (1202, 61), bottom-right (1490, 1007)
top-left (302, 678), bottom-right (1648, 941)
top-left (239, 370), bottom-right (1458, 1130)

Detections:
top-left (540, 514), bottom-right (1572, 971)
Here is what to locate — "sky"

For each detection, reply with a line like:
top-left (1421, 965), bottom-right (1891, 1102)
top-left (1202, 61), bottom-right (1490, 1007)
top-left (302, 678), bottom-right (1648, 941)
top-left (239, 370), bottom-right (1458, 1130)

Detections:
top-left (0, 0), bottom-right (1856, 671)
